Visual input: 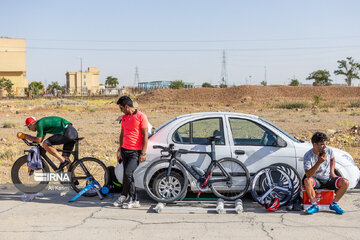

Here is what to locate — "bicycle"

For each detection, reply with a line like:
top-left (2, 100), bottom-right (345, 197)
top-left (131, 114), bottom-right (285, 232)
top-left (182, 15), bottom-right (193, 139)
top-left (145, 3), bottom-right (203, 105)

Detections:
top-left (143, 136), bottom-right (250, 203)
top-left (250, 166), bottom-right (294, 206)
top-left (11, 138), bottom-right (109, 197)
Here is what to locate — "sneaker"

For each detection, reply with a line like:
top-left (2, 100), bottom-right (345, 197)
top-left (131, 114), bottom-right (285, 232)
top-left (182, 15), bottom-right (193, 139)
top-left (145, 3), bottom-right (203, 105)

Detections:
top-left (293, 199), bottom-right (302, 211)
top-left (329, 202), bottom-right (345, 214)
top-left (305, 204), bottom-right (319, 214)
top-left (113, 195), bottom-right (128, 207)
top-left (286, 201), bottom-right (294, 211)
top-left (126, 200), bottom-right (141, 209)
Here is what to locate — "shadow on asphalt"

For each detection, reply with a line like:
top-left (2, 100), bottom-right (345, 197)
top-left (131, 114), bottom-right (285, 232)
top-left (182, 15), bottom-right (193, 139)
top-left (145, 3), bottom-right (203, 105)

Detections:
top-left (1, 182), bottom-right (359, 214)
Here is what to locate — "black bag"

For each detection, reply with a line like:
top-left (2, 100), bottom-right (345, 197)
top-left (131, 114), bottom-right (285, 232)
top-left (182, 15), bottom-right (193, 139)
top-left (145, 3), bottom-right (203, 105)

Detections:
top-left (107, 166), bottom-right (122, 193)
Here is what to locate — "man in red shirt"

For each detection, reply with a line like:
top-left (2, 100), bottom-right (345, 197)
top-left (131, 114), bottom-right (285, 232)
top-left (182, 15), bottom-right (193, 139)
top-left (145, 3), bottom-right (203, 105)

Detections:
top-left (113, 96), bottom-right (148, 208)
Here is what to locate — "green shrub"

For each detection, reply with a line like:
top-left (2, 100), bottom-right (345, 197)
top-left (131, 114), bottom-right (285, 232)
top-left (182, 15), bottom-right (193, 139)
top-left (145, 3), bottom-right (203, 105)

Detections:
top-left (348, 101), bottom-right (360, 108)
top-left (202, 82), bottom-right (214, 88)
top-left (276, 102), bottom-right (309, 109)
top-left (170, 80), bottom-right (185, 89)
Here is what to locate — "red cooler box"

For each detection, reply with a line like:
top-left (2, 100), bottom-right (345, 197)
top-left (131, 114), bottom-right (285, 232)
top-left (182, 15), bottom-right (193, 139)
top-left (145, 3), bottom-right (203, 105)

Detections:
top-left (301, 186), bottom-right (334, 210)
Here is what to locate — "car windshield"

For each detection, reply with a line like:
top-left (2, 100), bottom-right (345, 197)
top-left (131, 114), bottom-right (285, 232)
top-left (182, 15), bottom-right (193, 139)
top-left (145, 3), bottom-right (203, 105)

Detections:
top-left (259, 118), bottom-right (300, 143)
top-left (149, 118), bottom-right (177, 138)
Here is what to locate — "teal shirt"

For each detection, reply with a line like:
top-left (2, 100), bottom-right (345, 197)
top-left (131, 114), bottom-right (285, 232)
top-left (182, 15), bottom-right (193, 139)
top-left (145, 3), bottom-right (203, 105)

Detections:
top-left (36, 116), bottom-right (72, 138)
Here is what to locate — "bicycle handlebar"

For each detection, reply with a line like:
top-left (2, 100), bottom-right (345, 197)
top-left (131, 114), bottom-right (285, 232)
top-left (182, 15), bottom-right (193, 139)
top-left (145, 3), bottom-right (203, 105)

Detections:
top-left (153, 145), bottom-right (167, 150)
top-left (153, 144), bottom-right (208, 155)
top-left (22, 139), bottom-right (39, 147)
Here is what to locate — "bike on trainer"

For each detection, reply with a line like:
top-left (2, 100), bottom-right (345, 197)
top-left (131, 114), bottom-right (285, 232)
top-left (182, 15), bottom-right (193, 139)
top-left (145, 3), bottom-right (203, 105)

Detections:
top-left (11, 138), bottom-right (109, 197)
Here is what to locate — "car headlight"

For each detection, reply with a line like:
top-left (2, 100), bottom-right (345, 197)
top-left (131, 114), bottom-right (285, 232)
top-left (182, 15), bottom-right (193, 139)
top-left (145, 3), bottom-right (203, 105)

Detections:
top-left (342, 154), bottom-right (357, 167)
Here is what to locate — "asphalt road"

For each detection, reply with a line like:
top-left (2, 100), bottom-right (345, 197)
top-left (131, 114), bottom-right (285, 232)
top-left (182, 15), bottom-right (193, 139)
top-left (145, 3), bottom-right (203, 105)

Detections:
top-left (0, 184), bottom-right (360, 240)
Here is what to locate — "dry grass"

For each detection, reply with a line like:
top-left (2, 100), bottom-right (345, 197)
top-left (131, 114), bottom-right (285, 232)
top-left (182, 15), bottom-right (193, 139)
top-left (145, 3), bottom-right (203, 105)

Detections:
top-left (0, 88), bottom-right (359, 183)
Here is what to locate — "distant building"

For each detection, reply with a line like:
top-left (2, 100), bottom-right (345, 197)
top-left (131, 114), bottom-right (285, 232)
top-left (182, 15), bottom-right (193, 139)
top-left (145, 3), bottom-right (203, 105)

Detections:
top-left (0, 38), bottom-right (28, 96)
top-left (138, 80), bottom-right (194, 91)
top-left (66, 67), bottom-right (99, 95)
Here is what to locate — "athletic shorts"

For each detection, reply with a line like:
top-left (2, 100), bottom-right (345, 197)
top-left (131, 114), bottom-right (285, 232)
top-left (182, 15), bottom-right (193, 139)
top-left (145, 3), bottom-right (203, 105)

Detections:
top-left (44, 124), bottom-right (78, 157)
top-left (302, 176), bottom-right (344, 190)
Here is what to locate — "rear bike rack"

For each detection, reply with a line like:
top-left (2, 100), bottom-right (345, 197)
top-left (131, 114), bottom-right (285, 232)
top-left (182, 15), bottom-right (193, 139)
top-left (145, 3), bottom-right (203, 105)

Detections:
top-left (153, 199), bottom-right (243, 214)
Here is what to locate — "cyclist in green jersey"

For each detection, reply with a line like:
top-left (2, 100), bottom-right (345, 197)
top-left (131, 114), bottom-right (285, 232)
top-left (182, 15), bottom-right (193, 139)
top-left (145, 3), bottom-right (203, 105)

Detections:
top-left (18, 116), bottom-right (78, 170)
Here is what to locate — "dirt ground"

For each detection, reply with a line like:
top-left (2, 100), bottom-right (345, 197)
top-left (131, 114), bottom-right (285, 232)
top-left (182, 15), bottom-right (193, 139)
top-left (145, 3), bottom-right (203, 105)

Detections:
top-left (0, 86), bottom-right (359, 184)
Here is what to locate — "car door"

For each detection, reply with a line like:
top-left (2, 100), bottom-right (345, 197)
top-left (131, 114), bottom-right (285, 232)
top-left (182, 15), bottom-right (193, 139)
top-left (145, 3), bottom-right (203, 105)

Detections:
top-left (226, 116), bottom-right (296, 175)
top-left (168, 116), bottom-right (232, 172)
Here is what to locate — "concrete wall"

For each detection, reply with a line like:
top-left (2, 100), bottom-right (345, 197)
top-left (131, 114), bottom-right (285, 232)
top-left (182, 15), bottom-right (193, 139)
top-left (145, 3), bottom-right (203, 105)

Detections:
top-left (0, 38), bottom-right (28, 96)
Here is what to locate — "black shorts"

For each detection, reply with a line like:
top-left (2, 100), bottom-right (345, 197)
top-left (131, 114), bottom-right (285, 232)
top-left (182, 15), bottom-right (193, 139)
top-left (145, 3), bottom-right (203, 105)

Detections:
top-left (302, 176), bottom-right (344, 190)
top-left (44, 125), bottom-right (78, 157)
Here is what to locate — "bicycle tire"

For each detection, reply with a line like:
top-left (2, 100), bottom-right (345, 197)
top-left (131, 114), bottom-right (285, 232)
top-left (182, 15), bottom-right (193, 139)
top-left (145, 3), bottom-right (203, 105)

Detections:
top-left (270, 163), bottom-right (301, 202)
top-left (69, 157), bottom-right (109, 197)
top-left (11, 155), bottom-right (50, 194)
top-left (143, 159), bottom-right (188, 203)
top-left (209, 157), bottom-right (250, 200)
top-left (251, 167), bottom-right (293, 206)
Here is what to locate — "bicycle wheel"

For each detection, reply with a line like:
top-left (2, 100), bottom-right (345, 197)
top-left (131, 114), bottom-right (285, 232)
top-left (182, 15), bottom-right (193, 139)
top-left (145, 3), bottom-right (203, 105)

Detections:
top-left (11, 155), bottom-right (50, 194)
top-left (270, 163), bottom-right (301, 202)
top-left (210, 158), bottom-right (250, 200)
top-left (143, 159), bottom-right (188, 203)
top-left (251, 167), bottom-right (293, 206)
top-left (70, 157), bottom-right (109, 197)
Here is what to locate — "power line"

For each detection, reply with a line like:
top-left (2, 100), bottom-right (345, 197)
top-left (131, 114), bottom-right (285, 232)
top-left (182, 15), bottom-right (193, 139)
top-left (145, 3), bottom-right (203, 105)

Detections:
top-left (26, 35), bottom-right (360, 43)
top-left (26, 45), bottom-right (360, 52)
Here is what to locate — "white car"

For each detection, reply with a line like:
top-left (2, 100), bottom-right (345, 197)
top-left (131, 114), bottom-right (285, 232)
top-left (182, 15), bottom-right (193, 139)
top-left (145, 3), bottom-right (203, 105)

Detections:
top-left (116, 112), bottom-right (360, 192)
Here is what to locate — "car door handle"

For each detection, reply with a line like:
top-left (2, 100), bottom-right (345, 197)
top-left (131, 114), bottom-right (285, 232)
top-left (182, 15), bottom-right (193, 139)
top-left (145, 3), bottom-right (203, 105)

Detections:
top-left (234, 150), bottom-right (245, 155)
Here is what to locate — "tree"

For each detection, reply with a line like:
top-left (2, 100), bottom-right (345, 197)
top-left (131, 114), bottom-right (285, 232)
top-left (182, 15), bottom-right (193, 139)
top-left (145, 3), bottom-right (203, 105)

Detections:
top-left (289, 78), bottom-right (299, 86)
top-left (47, 81), bottom-right (63, 92)
top-left (105, 76), bottom-right (119, 88)
top-left (202, 82), bottom-right (214, 88)
top-left (0, 77), bottom-right (14, 96)
top-left (334, 57), bottom-right (360, 86)
top-left (170, 80), bottom-right (185, 89)
top-left (306, 70), bottom-right (332, 86)
top-left (27, 81), bottom-right (44, 96)
top-left (260, 81), bottom-right (267, 86)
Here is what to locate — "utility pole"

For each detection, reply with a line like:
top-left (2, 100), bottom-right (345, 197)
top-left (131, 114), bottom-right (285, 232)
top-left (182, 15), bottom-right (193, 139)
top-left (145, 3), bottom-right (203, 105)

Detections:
top-left (80, 58), bottom-right (83, 97)
top-left (220, 50), bottom-right (228, 86)
top-left (134, 66), bottom-right (140, 87)
top-left (264, 66), bottom-right (267, 84)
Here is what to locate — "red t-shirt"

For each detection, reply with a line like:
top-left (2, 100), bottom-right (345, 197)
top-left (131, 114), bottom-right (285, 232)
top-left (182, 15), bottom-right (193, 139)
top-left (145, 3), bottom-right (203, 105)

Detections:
top-left (121, 110), bottom-right (148, 150)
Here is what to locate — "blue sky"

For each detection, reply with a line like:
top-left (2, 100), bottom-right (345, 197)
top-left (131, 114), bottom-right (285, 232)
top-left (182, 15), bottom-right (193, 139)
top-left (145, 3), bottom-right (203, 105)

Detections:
top-left (2, 0), bottom-right (360, 87)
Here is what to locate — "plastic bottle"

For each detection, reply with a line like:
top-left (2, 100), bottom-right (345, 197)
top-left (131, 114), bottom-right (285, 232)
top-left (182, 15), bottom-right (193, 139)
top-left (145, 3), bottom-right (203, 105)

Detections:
top-left (21, 192), bottom-right (44, 202)
top-left (21, 194), bottom-right (36, 202)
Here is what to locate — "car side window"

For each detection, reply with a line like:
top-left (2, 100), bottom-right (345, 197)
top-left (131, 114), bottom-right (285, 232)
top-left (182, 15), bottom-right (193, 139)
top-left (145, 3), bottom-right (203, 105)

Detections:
top-left (229, 118), bottom-right (276, 146)
top-left (173, 118), bottom-right (225, 145)
top-left (173, 123), bottom-right (190, 144)
top-left (192, 118), bottom-right (225, 145)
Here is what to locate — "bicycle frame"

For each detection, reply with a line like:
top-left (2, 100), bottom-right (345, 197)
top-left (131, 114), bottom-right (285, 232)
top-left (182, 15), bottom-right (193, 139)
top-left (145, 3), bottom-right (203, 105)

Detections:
top-left (22, 139), bottom-right (91, 176)
top-left (165, 139), bottom-right (232, 185)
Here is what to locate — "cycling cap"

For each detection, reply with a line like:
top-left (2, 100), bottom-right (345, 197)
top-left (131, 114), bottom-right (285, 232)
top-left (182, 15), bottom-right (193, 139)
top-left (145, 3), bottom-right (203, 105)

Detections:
top-left (25, 116), bottom-right (37, 126)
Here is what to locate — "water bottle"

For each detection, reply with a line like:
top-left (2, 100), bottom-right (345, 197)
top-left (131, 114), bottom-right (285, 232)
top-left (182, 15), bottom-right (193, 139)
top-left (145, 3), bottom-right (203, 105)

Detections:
top-left (21, 194), bottom-right (36, 202)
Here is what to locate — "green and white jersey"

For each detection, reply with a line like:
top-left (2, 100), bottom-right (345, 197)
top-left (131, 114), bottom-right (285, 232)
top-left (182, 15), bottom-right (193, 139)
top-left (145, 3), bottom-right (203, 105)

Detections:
top-left (36, 116), bottom-right (72, 138)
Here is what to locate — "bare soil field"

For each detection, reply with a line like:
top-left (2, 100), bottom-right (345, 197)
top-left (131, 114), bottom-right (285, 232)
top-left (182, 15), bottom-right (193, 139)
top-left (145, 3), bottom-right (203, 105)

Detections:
top-left (0, 86), bottom-right (359, 184)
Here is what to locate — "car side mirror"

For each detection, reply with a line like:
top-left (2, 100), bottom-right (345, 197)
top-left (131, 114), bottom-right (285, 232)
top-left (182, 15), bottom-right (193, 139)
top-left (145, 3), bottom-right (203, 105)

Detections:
top-left (275, 136), bottom-right (287, 147)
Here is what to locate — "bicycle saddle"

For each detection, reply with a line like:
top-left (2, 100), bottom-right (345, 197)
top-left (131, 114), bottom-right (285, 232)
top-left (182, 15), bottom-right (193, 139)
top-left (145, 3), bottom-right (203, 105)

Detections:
top-left (75, 137), bottom-right (85, 141)
top-left (207, 135), bottom-right (221, 142)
